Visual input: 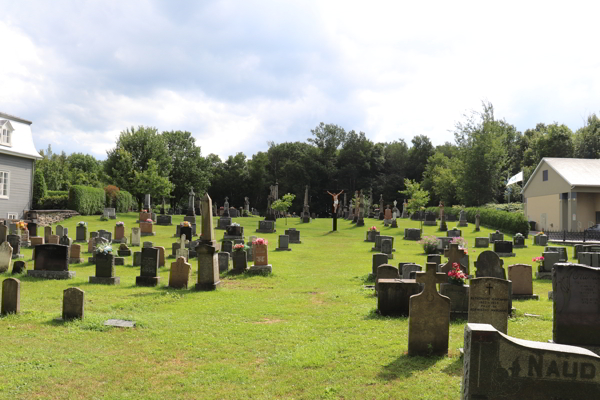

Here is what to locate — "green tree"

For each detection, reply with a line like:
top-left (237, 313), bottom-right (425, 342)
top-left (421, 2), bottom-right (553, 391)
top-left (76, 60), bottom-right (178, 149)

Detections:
top-left (422, 152), bottom-right (457, 206)
top-left (163, 130), bottom-right (211, 207)
top-left (454, 102), bottom-right (507, 206)
top-left (271, 193), bottom-right (296, 225)
top-left (337, 131), bottom-right (384, 194)
top-left (399, 178), bottom-right (430, 214)
top-left (574, 114), bottom-right (600, 159)
top-left (131, 159), bottom-right (174, 208)
top-left (406, 135), bottom-right (435, 182)
top-left (32, 168), bottom-right (47, 208)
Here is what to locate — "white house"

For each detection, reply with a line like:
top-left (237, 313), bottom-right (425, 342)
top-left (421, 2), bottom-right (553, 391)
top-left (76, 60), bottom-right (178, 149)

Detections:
top-left (0, 112), bottom-right (42, 219)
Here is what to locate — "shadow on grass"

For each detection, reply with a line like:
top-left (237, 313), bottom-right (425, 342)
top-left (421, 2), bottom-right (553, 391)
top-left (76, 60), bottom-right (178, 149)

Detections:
top-left (363, 308), bottom-right (408, 321)
top-left (320, 231), bottom-right (341, 236)
top-left (378, 353), bottom-right (442, 380)
top-left (441, 356), bottom-right (463, 376)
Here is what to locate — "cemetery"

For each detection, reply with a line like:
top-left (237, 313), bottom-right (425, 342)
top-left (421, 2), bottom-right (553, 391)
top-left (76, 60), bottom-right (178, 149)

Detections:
top-left (0, 210), bottom-right (593, 399)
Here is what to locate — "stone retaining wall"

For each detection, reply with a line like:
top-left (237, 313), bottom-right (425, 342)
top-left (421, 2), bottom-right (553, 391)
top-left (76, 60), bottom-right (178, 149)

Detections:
top-left (22, 210), bottom-right (80, 226)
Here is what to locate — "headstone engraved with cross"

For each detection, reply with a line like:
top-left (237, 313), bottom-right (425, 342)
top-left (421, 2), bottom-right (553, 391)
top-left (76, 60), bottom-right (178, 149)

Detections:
top-left (175, 234), bottom-right (189, 261)
top-left (441, 243), bottom-right (468, 275)
top-left (468, 277), bottom-right (510, 334)
top-left (408, 262), bottom-right (451, 356)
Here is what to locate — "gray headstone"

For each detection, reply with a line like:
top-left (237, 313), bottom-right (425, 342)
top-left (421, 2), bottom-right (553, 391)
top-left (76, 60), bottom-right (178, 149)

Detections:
top-left (1, 277), bottom-right (20, 315)
top-left (474, 251), bottom-right (505, 279)
top-left (0, 241), bottom-right (12, 272)
top-left (218, 252), bottom-right (230, 273)
top-left (468, 277), bottom-right (510, 334)
top-left (541, 251), bottom-right (560, 272)
top-left (401, 263), bottom-right (422, 279)
top-left (372, 253), bottom-right (389, 276)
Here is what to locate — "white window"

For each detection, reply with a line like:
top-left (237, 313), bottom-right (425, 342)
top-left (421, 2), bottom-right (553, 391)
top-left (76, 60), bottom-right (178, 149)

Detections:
top-left (7, 212), bottom-right (17, 220)
top-left (0, 171), bottom-right (9, 198)
top-left (0, 127), bottom-right (11, 146)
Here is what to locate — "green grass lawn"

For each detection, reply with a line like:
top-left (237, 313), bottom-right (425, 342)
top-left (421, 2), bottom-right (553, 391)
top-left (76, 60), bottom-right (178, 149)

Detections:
top-left (0, 213), bottom-right (559, 399)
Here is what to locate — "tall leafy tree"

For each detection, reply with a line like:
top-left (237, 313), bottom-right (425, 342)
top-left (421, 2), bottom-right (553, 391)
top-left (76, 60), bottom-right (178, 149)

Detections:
top-left (406, 135), bottom-right (435, 182)
top-left (132, 159), bottom-right (174, 206)
top-left (337, 131), bottom-right (384, 194)
top-left (454, 102), bottom-right (507, 206)
top-left (422, 152), bottom-right (457, 206)
top-left (163, 130), bottom-right (211, 207)
top-left (574, 114), bottom-right (600, 159)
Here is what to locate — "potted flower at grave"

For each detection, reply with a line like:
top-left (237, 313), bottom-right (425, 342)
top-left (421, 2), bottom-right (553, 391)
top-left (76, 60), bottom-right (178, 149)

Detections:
top-left (227, 222), bottom-right (243, 237)
top-left (448, 262), bottom-right (467, 286)
top-left (78, 221), bottom-right (87, 227)
top-left (181, 221), bottom-right (191, 227)
top-left (533, 256), bottom-right (544, 271)
top-left (16, 220), bottom-right (27, 234)
top-left (95, 241), bottom-right (115, 273)
top-left (232, 243), bottom-right (248, 271)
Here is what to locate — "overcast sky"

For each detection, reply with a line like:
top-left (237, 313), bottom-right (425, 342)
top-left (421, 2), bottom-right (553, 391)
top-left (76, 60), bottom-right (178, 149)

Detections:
top-left (2, 1), bottom-right (599, 160)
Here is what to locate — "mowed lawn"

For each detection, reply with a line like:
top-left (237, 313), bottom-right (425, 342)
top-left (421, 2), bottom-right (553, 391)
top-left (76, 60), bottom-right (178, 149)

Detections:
top-left (0, 213), bottom-right (557, 400)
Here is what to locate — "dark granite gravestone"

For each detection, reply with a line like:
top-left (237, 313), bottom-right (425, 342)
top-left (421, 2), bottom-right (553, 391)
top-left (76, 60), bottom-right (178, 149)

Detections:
top-left (98, 230), bottom-right (112, 242)
top-left (275, 235), bottom-right (291, 251)
top-left (377, 277), bottom-right (421, 316)
top-left (218, 252), bottom-right (230, 273)
top-left (381, 238), bottom-right (393, 259)
top-left (437, 237), bottom-right (452, 253)
top-left (27, 222), bottom-right (38, 238)
top-left (285, 228), bottom-right (301, 244)
top-left (408, 262), bottom-right (450, 356)
top-left (493, 240), bottom-right (515, 257)
top-left (533, 233), bottom-right (548, 246)
top-left (11, 260), bottom-right (26, 274)
top-left (553, 263), bottom-right (600, 347)
top-left (474, 251), bottom-right (506, 279)
top-left (489, 232), bottom-right (504, 243)
top-left (224, 225), bottom-right (244, 240)
top-left (537, 251), bottom-right (560, 279)
top-left (427, 254), bottom-right (442, 266)
top-left (545, 246), bottom-right (568, 262)
top-left (375, 264), bottom-right (400, 294)
top-left (90, 253), bottom-right (120, 285)
top-left (156, 215), bottom-right (172, 226)
top-left (404, 228), bottom-right (421, 241)
top-left (75, 225), bottom-right (87, 242)
top-left (371, 253), bottom-right (389, 277)
top-left (423, 211), bottom-right (437, 226)
top-left (578, 252), bottom-right (600, 268)
top-left (256, 220), bottom-right (276, 233)
top-left (7, 234), bottom-right (22, 259)
top-left (28, 244), bottom-right (74, 279)
top-left (1, 277), bottom-right (20, 315)
top-left (468, 277), bottom-right (510, 334)
top-left (62, 287), bottom-right (84, 320)
top-left (513, 234), bottom-right (526, 248)
top-left (447, 228), bottom-right (462, 238)
top-left (462, 322), bottom-right (600, 399)
top-left (231, 250), bottom-right (248, 272)
top-left (136, 247), bottom-right (160, 286)
top-left (221, 240), bottom-right (233, 254)
top-left (401, 263), bottom-right (421, 280)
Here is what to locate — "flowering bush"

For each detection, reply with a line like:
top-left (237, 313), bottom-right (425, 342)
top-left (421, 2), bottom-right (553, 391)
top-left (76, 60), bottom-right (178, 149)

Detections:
top-left (145, 219), bottom-right (153, 223)
top-left (180, 221), bottom-right (191, 227)
top-left (533, 256), bottom-right (544, 267)
top-left (233, 243), bottom-right (247, 252)
top-left (369, 226), bottom-right (378, 232)
top-left (448, 262), bottom-right (467, 285)
top-left (419, 235), bottom-right (439, 254)
top-left (78, 221), bottom-right (87, 227)
top-left (253, 238), bottom-right (268, 246)
top-left (116, 221), bottom-right (125, 227)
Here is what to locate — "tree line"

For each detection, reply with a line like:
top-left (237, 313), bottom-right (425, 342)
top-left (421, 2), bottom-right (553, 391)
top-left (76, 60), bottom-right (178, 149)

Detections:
top-left (34, 101), bottom-right (600, 215)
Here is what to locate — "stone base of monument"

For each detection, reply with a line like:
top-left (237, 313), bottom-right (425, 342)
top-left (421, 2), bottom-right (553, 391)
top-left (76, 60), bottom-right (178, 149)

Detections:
top-left (69, 257), bottom-right (84, 264)
top-left (289, 239), bottom-right (301, 244)
top-left (512, 293), bottom-right (540, 300)
top-left (459, 221), bottom-right (468, 227)
top-left (248, 265), bottom-right (272, 275)
top-left (513, 244), bottom-right (528, 249)
top-left (136, 276), bottom-right (160, 286)
top-left (114, 257), bottom-right (125, 266)
top-left (496, 252), bottom-right (516, 257)
top-left (113, 238), bottom-right (128, 244)
top-left (256, 229), bottom-right (276, 233)
top-left (11, 254), bottom-right (24, 260)
top-left (195, 280), bottom-right (221, 291)
top-left (423, 221), bottom-right (437, 226)
top-left (89, 276), bottom-right (120, 285)
top-left (536, 271), bottom-right (552, 279)
top-left (27, 270), bottom-right (75, 279)
top-left (275, 247), bottom-right (292, 251)
top-left (302, 217), bottom-right (310, 223)
top-left (140, 232), bottom-right (156, 237)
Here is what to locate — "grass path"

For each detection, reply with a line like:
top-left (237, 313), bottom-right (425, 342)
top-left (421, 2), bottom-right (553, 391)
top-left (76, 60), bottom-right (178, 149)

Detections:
top-left (0, 214), bottom-right (557, 399)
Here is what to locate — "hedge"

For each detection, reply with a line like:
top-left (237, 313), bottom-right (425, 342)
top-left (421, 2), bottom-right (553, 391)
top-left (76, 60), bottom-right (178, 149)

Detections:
top-left (424, 206), bottom-right (530, 237)
top-left (68, 185), bottom-right (105, 215)
top-left (47, 190), bottom-right (68, 197)
top-left (37, 194), bottom-right (69, 210)
top-left (115, 190), bottom-right (134, 213)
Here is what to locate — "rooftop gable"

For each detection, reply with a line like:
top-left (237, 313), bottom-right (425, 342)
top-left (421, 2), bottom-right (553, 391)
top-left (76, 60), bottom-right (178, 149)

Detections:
top-left (523, 158), bottom-right (600, 193)
top-left (0, 112), bottom-right (41, 160)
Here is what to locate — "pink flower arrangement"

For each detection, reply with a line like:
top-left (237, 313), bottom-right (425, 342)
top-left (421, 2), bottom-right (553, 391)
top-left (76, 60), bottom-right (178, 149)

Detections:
top-left (533, 256), bottom-right (544, 266)
top-left (180, 221), bottom-right (191, 227)
top-left (253, 238), bottom-right (268, 246)
top-left (116, 221), bottom-right (125, 227)
top-left (233, 243), bottom-right (245, 251)
top-left (448, 262), bottom-right (467, 285)
top-left (145, 218), bottom-right (153, 223)
top-left (369, 226), bottom-right (378, 232)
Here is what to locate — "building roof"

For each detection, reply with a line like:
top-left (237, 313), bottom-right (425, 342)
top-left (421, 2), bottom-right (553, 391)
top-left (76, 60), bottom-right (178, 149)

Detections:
top-left (523, 157), bottom-right (600, 192)
top-left (0, 112), bottom-right (41, 160)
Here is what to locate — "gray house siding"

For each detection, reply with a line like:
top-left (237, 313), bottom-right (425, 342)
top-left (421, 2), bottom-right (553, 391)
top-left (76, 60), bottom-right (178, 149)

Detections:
top-left (0, 153), bottom-right (34, 219)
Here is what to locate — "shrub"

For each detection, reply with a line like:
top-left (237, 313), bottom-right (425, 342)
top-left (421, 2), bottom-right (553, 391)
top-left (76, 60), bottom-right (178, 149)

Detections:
top-left (425, 205), bottom-right (529, 237)
top-left (68, 185), bottom-right (105, 215)
top-left (47, 190), bottom-right (68, 197)
top-left (104, 185), bottom-right (120, 207)
top-left (115, 190), bottom-right (134, 213)
top-left (38, 194), bottom-right (69, 210)
top-left (419, 235), bottom-right (439, 254)
top-left (32, 168), bottom-right (47, 208)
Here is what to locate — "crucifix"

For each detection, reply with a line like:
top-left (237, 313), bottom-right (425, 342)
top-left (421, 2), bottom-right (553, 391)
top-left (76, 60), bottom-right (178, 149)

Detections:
top-left (326, 182), bottom-right (344, 232)
top-left (486, 283), bottom-right (494, 295)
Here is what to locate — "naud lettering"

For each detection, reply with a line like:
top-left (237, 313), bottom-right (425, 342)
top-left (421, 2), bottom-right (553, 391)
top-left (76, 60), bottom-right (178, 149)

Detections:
top-left (527, 355), bottom-right (596, 379)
